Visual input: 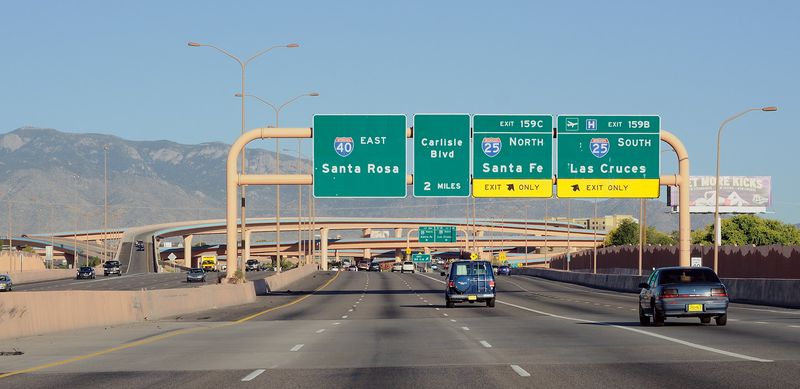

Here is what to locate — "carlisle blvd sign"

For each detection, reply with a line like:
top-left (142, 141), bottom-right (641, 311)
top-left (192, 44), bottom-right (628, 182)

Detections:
top-left (312, 114), bottom-right (662, 199)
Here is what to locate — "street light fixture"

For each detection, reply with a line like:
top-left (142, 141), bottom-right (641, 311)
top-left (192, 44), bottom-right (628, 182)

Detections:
top-left (188, 40), bottom-right (299, 276)
top-left (236, 92), bottom-right (319, 272)
top-left (714, 106), bottom-right (777, 273)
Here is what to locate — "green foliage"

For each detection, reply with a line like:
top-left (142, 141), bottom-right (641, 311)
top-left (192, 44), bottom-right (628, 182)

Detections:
top-left (21, 246), bottom-right (36, 253)
top-left (646, 226), bottom-right (677, 245)
top-left (604, 219), bottom-right (640, 245)
top-left (691, 215), bottom-right (800, 246)
top-left (280, 259), bottom-right (297, 270)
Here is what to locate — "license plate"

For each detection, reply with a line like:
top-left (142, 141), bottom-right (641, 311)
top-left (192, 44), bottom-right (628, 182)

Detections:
top-left (467, 295), bottom-right (477, 301)
top-left (687, 304), bottom-right (704, 312)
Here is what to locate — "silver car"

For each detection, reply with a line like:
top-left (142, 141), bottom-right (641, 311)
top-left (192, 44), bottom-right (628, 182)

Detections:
top-left (639, 266), bottom-right (729, 326)
top-left (0, 274), bottom-right (12, 292)
top-left (186, 268), bottom-right (206, 283)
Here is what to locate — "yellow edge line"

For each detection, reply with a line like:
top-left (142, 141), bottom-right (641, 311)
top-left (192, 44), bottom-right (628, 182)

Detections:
top-left (0, 270), bottom-right (341, 379)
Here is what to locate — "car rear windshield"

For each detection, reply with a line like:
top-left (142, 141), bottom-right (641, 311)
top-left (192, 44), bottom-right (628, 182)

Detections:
top-left (79, 267), bottom-right (93, 271)
top-left (658, 268), bottom-right (721, 284)
top-left (452, 262), bottom-right (491, 276)
top-left (104, 262), bottom-right (119, 267)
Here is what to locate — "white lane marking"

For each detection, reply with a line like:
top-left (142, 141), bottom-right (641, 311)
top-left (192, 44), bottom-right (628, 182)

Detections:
top-left (290, 344), bottom-right (304, 352)
top-left (753, 321), bottom-right (768, 324)
top-left (461, 326), bottom-right (470, 331)
top-left (732, 306), bottom-right (800, 315)
top-left (510, 365), bottom-right (531, 377)
top-left (497, 299), bottom-right (773, 363)
top-left (617, 307), bottom-right (624, 309)
top-left (419, 273), bottom-right (773, 363)
top-left (342, 315), bottom-right (348, 319)
top-left (443, 313), bottom-right (448, 317)
top-left (316, 329), bottom-right (325, 334)
top-left (789, 325), bottom-right (800, 328)
top-left (241, 369), bottom-right (266, 382)
top-left (435, 308), bottom-right (440, 311)
top-left (333, 322), bottom-right (341, 325)
top-left (348, 309), bottom-right (353, 312)
top-left (480, 340), bottom-right (492, 348)
top-left (450, 319), bottom-right (457, 322)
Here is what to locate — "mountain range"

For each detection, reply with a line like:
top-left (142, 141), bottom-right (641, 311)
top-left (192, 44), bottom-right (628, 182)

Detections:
top-left (0, 127), bottom-right (709, 235)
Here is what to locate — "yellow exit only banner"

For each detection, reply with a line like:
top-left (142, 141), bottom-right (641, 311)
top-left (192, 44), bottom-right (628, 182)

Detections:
top-left (473, 179), bottom-right (553, 198)
top-left (556, 179), bottom-right (660, 198)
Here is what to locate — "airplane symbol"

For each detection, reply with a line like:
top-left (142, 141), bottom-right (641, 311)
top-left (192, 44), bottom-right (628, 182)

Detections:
top-left (565, 118), bottom-right (579, 131)
top-left (506, 184), bottom-right (515, 191)
top-left (571, 184), bottom-right (580, 191)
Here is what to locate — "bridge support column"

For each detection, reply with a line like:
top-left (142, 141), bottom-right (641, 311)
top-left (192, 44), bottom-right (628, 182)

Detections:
top-left (394, 228), bottom-right (403, 238)
top-left (243, 229), bottom-right (252, 264)
top-left (183, 235), bottom-right (193, 267)
top-left (320, 227), bottom-right (329, 270)
top-left (363, 248), bottom-right (372, 260)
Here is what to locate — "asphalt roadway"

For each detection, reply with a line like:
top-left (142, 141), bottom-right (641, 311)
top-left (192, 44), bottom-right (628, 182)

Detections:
top-left (12, 270), bottom-right (273, 292)
top-left (1, 271), bottom-right (799, 388)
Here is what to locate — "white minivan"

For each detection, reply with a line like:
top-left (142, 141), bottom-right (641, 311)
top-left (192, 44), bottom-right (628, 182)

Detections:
top-left (401, 261), bottom-right (415, 274)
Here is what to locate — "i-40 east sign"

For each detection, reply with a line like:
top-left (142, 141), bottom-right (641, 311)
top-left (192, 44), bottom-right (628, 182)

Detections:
top-left (313, 115), bottom-right (407, 198)
top-left (556, 115), bottom-right (660, 198)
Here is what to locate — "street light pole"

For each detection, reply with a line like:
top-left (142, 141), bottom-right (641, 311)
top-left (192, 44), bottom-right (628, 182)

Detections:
top-left (714, 106), bottom-right (777, 273)
top-left (236, 92), bottom-right (319, 272)
top-left (73, 174), bottom-right (79, 268)
top-left (104, 144), bottom-right (109, 263)
top-left (189, 41), bottom-right (299, 276)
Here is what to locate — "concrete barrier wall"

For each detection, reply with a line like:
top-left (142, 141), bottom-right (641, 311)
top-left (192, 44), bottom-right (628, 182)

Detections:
top-left (512, 268), bottom-right (800, 308)
top-left (6, 269), bottom-right (76, 284)
top-left (0, 252), bottom-right (46, 272)
top-left (0, 283), bottom-right (256, 340)
top-left (252, 265), bottom-right (319, 295)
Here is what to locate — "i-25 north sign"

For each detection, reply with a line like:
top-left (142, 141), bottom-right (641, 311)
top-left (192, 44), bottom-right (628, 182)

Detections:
top-left (557, 115), bottom-right (660, 198)
top-left (313, 115), bottom-right (407, 198)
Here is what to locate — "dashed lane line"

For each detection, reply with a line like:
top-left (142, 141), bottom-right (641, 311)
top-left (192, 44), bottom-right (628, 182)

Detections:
top-left (511, 365), bottom-right (531, 377)
top-left (290, 344), bottom-right (304, 352)
top-left (241, 369), bottom-right (265, 382)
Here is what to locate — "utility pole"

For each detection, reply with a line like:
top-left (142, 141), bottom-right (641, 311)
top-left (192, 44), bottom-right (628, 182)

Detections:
top-left (104, 144), bottom-right (109, 263)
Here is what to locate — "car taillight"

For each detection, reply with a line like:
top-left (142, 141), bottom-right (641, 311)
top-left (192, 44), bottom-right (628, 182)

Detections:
top-left (711, 287), bottom-right (728, 297)
top-left (661, 288), bottom-right (679, 298)
top-left (448, 280), bottom-right (455, 288)
top-left (489, 280), bottom-right (495, 288)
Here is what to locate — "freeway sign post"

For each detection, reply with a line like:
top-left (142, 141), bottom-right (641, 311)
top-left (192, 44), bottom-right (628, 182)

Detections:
top-left (411, 253), bottom-right (432, 263)
top-left (413, 114), bottom-right (471, 197)
top-left (313, 115), bottom-right (407, 198)
top-left (557, 115), bottom-right (660, 198)
top-left (418, 226), bottom-right (456, 243)
top-left (472, 115), bottom-right (553, 197)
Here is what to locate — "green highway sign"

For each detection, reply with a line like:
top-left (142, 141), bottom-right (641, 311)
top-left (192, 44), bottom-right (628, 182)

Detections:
top-left (556, 115), bottom-right (660, 198)
top-left (472, 115), bottom-right (553, 198)
top-left (313, 115), bottom-right (407, 198)
top-left (412, 253), bottom-right (432, 263)
top-left (418, 226), bottom-right (456, 243)
top-left (413, 114), bottom-right (471, 197)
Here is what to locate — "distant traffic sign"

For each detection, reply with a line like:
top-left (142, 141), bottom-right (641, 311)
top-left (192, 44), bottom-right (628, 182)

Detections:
top-left (418, 226), bottom-right (456, 243)
top-left (469, 253), bottom-right (479, 260)
top-left (412, 253), bottom-right (432, 263)
top-left (313, 115), bottom-right (407, 198)
top-left (472, 115), bottom-right (553, 198)
top-left (557, 115), bottom-right (660, 198)
top-left (413, 114), bottom-right (471, 197)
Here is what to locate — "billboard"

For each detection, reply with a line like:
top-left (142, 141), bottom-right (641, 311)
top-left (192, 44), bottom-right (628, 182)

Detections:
top-left (667, 176), bottom-right (771, 214)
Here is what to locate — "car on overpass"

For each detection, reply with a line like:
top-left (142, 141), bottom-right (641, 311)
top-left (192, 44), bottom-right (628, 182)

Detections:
top-left (0, 274), bottom-right (12, 292)
top-left (135, 240), bottom-right (145, 251)
top-left (443, 260), bottom-right (496, 308)
top-left (638, 266), bottom-right (729, 326)
top-left (103, 260), bottom-right (122, 276)
top-left (76, 266), bottom-right (96, 280)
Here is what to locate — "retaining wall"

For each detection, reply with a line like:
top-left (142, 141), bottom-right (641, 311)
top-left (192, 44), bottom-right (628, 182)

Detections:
top-left (512, 268), bottom-right (800, 308)
top-left (5, 269), bottom-right (76, 284)
top-left (252, 264), bottom-right (319, 295)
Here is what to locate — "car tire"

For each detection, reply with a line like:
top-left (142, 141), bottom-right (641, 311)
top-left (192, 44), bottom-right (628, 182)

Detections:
top-left (652, 305), bottom-right (665, 327)
top-left (715, 314), bottom-right (728, 326)
top-left (639, 306), bottom-right (651, 326)
top-left (486, 298), bottom-right (496, 307)
top-left (700, 316), bottom-right (712, 324)
top-left (446, 299), bottom-right (454, 308)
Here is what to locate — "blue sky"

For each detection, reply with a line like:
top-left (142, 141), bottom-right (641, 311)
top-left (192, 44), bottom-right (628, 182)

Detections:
top-left (1, 0), bottom-right (798, 221)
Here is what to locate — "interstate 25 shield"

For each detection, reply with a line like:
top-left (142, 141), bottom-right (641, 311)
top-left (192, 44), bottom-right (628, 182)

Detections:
top-left (590, 138), bottom-right (609, 158)
top-left (334, 137), bottom-right (354, 157)
top-left (481, 137), bottom-right (502, 158)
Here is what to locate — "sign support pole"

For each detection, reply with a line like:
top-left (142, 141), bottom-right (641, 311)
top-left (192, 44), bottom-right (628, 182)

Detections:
top-left (659, 130), bottom-right (690, 267)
